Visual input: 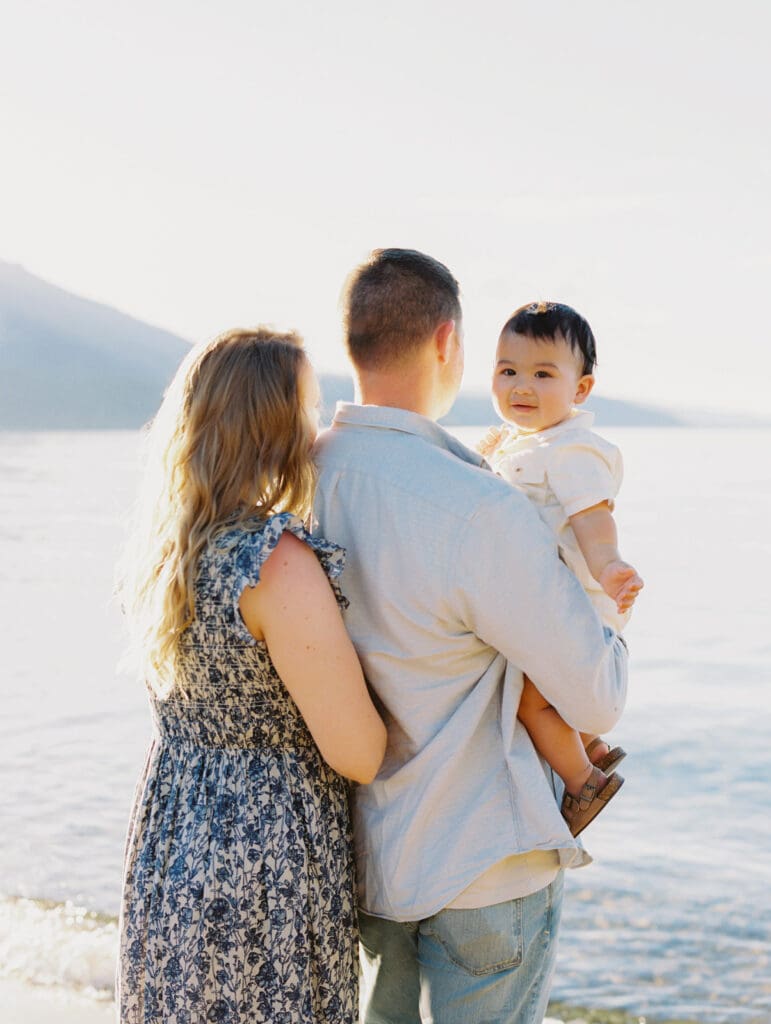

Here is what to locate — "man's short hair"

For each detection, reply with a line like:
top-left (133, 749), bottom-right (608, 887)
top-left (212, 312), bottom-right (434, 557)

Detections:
top-left (501, 301), bottom-right (597, 376)
top-left (343, 249), bottom-right (461, 370)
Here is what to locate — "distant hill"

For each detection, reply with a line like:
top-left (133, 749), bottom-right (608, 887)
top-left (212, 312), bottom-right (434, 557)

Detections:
top-left (1, 260), bottom-right (687, 430)
top-left (0, 260), bottom-right (191, 429)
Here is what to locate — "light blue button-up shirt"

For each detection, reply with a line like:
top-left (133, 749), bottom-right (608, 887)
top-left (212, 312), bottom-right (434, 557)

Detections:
top-left (313, 403), bottom-right (628, 922)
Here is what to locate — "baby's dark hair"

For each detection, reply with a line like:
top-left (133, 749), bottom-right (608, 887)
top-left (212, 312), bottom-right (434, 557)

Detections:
top-left (501, 301), bottom-right (597, 375)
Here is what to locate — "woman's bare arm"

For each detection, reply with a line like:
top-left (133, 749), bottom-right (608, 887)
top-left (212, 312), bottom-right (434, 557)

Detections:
top-left (239, 531), bottom-right (387, 783)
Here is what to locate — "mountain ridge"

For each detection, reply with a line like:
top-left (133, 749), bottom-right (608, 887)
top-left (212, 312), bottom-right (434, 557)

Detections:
top-left (0, 260), bottom-right (191, 429)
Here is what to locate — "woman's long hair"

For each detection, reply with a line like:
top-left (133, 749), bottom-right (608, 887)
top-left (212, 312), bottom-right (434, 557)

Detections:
top-left (119, 326), bottom-right (315, 696)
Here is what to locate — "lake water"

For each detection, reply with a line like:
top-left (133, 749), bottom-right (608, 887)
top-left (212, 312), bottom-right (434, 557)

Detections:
top-left (0, 428), bottom-right (769, 1023)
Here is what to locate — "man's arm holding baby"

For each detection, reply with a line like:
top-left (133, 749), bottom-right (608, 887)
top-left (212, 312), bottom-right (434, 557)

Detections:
top-left (569, 502), bottom-right (644, 614)
top-left (455, 489), bottom-right (628, 736)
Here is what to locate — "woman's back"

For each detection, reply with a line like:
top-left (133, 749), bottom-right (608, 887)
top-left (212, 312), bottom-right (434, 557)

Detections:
top-left (152, 513), bottom-right (345, 751)
top-left (118, 514), bottom-right (358, 1024)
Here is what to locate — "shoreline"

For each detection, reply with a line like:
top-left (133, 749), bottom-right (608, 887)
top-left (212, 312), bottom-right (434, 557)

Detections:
top-left (547, 1000), bottom-right (698, 1024)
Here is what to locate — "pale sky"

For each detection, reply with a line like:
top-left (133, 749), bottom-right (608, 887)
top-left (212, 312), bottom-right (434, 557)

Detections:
top-left (2, 0), bottom-right (769, 416)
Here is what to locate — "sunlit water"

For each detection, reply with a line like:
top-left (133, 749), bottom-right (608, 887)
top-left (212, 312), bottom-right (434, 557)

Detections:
top-left (0, 428), bottom-right (769, 1023)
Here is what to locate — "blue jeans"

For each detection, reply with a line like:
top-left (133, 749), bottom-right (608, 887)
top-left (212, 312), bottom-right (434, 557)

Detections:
top-left (358, 872), bottom-right (564, 1024)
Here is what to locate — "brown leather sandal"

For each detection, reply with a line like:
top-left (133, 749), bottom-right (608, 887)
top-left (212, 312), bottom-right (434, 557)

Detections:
top-left (585, 737), bottom-right (627, 776)
top-left (561, 767), bottom-right (624, 837)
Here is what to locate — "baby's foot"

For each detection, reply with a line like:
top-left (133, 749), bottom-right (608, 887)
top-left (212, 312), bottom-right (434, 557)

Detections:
top-left (585, 736), bottom-right (626, 775)
top-left (561, 767), bottom-right (625, 837)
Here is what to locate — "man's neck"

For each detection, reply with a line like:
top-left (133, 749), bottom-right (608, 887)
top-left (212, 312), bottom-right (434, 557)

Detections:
top-left (356, 372), bottom-right (439, 421)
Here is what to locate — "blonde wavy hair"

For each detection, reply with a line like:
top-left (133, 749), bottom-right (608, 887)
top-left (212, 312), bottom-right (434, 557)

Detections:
top-left (119, 326), bottom-right (315, 696)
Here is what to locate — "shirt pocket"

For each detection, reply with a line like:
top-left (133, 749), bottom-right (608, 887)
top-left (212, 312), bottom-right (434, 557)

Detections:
top-left (423, 899), bottom-right (524, 975)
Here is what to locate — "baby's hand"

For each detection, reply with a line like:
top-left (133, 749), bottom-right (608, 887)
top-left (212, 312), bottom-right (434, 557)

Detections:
top-left (598, 560), bottom-right (644, 614)
top-left (478, 424), bottom-right (507, 459)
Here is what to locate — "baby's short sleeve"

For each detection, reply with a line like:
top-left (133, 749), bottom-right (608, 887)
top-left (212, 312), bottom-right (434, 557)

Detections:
top-left (545, 432), bottom-right (623, 518)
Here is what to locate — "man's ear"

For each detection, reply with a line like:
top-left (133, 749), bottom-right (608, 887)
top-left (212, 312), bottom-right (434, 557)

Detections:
top-left (434, 320), bottom-right (457, 364)
top-left (574, 374), bottom-right (595, 405)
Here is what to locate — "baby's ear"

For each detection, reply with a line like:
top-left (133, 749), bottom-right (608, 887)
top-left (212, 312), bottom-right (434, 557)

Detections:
top-left (574, 374), bottom-right (594, 405)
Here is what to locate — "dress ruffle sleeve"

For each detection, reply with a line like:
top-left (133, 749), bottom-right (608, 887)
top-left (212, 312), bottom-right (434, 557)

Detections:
top-left (212, 512), bottom-right (349, 646)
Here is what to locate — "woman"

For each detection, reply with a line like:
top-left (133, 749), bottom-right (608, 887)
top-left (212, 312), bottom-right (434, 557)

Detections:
top-left (117, 327), bottom-right (386, 1024)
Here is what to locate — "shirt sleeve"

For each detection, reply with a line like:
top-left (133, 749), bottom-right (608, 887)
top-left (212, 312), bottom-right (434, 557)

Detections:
top-left (546, 434), bottom-right (623, 517)
top-left (451, 488), bottom-right (628, 735)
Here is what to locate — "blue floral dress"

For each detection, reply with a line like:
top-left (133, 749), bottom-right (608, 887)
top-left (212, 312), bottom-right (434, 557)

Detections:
top-left (118, 514), bottom-right (358, 1024)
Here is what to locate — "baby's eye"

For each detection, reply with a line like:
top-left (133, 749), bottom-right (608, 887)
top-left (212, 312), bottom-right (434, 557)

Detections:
top-left (534, 370), bottom-right (553, 379)
top-left (499, 368), bottom-right (516, 376)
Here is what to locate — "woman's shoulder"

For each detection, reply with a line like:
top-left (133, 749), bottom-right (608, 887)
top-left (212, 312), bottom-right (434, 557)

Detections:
top-left (208, 512), bottom-right (346, 591)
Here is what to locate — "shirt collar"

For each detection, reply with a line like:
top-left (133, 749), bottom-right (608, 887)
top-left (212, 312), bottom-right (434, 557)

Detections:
top-left (331, 402), bottom-right (487, 468)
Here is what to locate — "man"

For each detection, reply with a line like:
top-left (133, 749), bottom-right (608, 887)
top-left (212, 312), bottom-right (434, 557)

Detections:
top-left (313, 249), bottom-right (628, 1023)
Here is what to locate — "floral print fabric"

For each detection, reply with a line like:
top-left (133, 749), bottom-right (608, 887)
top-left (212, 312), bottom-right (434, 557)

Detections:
top-left (118, 514), bottom-right (357, 1024)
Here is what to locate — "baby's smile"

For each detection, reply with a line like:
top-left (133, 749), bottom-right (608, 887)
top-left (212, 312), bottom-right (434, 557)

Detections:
top-left (492, 331), bottom-right (593, 434)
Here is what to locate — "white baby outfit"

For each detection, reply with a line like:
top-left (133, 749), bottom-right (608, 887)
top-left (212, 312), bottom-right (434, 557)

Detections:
top-left (489, 409), bottom-right (630, 634)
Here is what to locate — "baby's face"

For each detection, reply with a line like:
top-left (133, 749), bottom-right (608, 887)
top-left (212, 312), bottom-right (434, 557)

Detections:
top-left (492, 331), bottom-right (593, 433)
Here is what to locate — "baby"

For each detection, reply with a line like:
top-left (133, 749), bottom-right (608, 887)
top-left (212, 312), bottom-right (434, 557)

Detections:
top-left (480, 301), bottom-right (643, 837)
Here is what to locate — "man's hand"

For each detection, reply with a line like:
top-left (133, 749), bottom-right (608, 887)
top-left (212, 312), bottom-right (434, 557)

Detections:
top-left (598, 560), bottom-right (644, 614)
